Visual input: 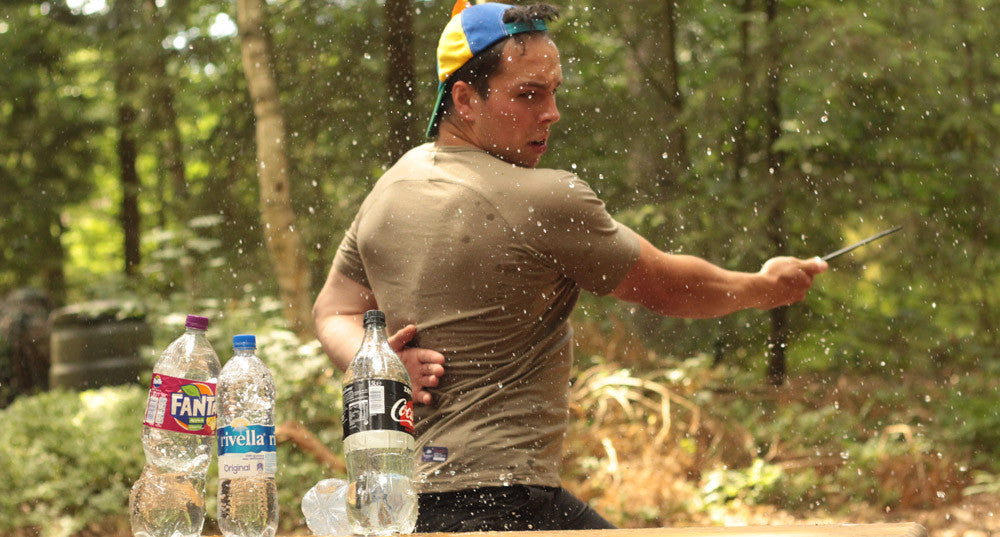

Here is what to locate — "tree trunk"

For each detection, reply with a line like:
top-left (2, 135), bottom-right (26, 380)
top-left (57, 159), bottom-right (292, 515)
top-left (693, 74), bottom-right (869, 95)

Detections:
top-left (623, 1), bottom-right (688, 201)
top-left (661, 0), bottom-right (688, 179)
top-left (953, 0), bottom-right (997, 351)
top-left (620, 1), bottom-right (690, 342)
top-left (110, 0), bottom-right (142, 276)
top-left (41, 216), bottom-right (68, 304)
top-left (237, 0), bottom-right (314, 338)
top-left (732, 0), bottom-right (753, 184)
top-left (156, 71), bottom-right (188, 218)
top-left (141, 0), bottom-right (188, 223)
top-left (763, 0), bottom-right (787, 386)
top-left (713, 0), bottom-right (755, 368)
top-left (384, 0), bottom-right (416, 162)
top-left (118, 102), bottom-right (142, 276)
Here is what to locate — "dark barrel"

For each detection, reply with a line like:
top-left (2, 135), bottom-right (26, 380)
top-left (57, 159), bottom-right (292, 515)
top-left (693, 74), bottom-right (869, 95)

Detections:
top-left (0, 288), bottom-right (54, 406)
top-left (49, 300), bottom-right (152, 390)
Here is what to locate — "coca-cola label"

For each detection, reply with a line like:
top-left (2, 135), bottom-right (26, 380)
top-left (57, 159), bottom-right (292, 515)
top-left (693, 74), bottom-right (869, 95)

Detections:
top-left (342, 379), bottom-right (413, 438)
top-left (143, 373), bottom-right (217, 435)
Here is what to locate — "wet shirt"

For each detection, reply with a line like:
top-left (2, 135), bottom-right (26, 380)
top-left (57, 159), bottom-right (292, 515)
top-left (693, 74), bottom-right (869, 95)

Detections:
top-left (333, 143), bottom-right (641, 493)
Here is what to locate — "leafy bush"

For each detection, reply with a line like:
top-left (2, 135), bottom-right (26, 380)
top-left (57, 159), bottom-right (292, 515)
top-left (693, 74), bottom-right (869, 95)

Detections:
top-left (0, 387), bottom-right (146, 537)
top-left (561, 318), bottom-right (1000, 525)
top-left (934, 375), bottom-right (1000, 470)
top-left (699, 459), bottom-right (783, 507)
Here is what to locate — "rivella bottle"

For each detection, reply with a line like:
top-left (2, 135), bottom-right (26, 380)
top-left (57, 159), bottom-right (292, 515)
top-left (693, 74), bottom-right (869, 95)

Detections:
top-left (216, 334), bottom-right (278, 537)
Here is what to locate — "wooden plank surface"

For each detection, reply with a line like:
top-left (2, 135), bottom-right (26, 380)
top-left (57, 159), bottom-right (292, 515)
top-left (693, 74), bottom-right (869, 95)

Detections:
top-left (282, 522), bottom-right (927, 537)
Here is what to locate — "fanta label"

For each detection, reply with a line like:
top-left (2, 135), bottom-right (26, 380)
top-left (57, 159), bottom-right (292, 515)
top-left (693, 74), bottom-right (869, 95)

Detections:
top-left (143, 373), bottom-right (217, 435)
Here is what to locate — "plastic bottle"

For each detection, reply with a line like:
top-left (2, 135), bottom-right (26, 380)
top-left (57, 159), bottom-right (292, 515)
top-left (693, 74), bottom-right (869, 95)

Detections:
top-left (342, 310), bottom-right (417, 535)
top-left (216, 334), bottom-right (278, 537)
top-left (130, 314), bottom-right (222, 537)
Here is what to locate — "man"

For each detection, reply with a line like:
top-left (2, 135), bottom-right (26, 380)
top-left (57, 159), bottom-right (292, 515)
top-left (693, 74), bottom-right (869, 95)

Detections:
top-left (312, 2), bottom-right (827, 532)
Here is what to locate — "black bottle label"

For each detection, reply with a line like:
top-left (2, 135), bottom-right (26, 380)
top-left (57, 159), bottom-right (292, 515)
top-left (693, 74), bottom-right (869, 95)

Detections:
top-left (342, 379), bottom-right (414, 438)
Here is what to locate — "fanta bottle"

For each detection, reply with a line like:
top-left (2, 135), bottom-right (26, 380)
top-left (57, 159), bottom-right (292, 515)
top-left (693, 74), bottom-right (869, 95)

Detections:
top-left (130, 314), bottom-right (221, 537)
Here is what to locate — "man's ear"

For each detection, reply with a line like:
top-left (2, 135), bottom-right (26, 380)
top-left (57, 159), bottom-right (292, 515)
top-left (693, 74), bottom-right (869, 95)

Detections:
top-left (450, 80), bottom-right (478, 122)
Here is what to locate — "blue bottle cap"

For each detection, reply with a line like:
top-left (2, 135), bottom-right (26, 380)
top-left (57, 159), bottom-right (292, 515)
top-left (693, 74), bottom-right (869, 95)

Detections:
top-left (233, 334), bottom-right (256, 350)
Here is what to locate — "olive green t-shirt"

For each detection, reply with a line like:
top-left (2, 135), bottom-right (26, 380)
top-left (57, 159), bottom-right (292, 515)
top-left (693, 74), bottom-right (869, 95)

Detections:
top-left (333, 143), bottom-right (641, 493)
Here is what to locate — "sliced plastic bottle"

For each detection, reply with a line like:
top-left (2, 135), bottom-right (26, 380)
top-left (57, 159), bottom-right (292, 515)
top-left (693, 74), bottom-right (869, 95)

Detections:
top-left (342, 310), bottom-right (417, 535)
top-left (217, 334), bottom-right (278, 537)
top-left (130, 314), bottom-right (222, 537)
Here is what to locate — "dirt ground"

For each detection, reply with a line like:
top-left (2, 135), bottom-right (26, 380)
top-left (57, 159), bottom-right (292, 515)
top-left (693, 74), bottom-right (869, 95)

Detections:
top-left (896, 495), bottom-right (1000, 537)
top-left (714, 494), bottom-right (1000, 537)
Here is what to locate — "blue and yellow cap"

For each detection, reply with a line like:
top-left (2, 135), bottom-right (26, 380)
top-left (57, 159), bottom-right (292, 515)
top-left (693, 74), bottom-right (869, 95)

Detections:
top-left (426, 1), bottom-right (548, 137)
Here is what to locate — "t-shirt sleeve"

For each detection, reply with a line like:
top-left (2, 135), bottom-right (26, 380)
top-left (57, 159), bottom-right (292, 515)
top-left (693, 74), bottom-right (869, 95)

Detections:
top-left (332, 213), bottom-right (372, 290)
top-left (528, 173), bottom-right (641, 296)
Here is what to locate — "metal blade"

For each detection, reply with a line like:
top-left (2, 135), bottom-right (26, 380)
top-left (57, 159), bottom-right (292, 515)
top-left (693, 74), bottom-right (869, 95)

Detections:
top-left (821, 226), bottom-right (902, 261)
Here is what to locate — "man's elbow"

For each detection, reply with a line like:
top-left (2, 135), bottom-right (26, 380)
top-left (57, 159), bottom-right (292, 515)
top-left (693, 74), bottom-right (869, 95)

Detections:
top-left (311, 293), bottom-right (331, 334)
top-left (611, 284), bottom-right (681, 318)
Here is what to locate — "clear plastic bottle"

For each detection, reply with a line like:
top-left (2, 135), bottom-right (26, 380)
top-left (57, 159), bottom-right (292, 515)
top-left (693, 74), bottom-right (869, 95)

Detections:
top-left (130, 314), bottom-right (222, 537)
top-left (216, 334), bottom-right (278, 537)
top-left (342, 310), bottom-right (417, 535)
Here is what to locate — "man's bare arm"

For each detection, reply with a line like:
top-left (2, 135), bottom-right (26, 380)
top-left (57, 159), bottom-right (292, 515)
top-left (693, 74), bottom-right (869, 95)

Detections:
top-left (611, 235), bottom-right (827, 318)
top-left (312, 268), bottom-right (375, 371)
top-left (312, 267), bottom-right (445, 404)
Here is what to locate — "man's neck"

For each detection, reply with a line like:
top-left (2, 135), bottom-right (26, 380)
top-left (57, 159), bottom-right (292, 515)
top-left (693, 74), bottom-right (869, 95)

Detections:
top-left (435, 121), bottom-right (479, 149)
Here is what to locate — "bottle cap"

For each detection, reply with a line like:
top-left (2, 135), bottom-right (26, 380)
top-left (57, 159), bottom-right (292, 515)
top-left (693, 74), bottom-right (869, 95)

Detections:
top-left (363, 310), bottom-right (386, 328)
top-left (185, 315), bottom-right (210, 331)
top-left (233, 334), bottom-right (256, 350)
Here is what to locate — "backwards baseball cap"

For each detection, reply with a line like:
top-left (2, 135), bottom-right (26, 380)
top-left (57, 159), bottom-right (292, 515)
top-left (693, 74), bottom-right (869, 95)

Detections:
top-left (426, 1), bottom-right (548, 138)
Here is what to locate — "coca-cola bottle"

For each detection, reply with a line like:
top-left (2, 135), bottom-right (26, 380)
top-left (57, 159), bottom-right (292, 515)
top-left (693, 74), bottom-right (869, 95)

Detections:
top-left (342, 310), bottom-right (417, 535)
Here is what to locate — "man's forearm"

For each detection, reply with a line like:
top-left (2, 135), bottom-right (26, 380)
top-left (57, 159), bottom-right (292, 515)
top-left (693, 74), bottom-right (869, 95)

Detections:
top-left (315, 313), bottom-right (365, 371)
top-left (611, 236), bottom-right (823, 319)
top-left (646, 254), bottom-right (764, 318)
top-left (612, 238), bottom-right (764, 318)
top-left (312, 267), bottom-right (379, 371)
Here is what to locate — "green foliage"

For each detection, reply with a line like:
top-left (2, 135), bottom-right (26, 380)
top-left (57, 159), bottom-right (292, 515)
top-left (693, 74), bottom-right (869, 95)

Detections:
top-left (933, 373), bottom-right (1000, 470)
top-left (964, 472), bottom-right (1000, 497)
top-left (566, 338), bottom-right (999, 525)
top-left (699, 459), bottom-right (784, 507)
top-left (0, 1), bottom-right (102, 298)
top-left (0, 387), bottom-right (146, 537)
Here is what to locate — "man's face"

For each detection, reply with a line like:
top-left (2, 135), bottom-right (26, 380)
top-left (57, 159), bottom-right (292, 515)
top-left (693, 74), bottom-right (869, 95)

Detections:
top-left (467, 35), bottom-right (562, 168)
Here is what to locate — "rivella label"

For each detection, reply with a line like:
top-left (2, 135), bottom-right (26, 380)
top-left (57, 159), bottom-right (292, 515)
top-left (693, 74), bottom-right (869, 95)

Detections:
top-left (218, 421), bottom-right (277, 479)
top-left (143, 374), bottom-right (217, 435)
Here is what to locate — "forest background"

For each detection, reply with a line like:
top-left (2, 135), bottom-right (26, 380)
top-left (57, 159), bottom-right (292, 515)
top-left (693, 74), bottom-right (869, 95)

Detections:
top-left (1, 0), bottom-right (999, 535)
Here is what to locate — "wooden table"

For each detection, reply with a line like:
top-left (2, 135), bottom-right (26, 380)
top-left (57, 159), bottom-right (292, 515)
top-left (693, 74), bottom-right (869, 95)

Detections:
top-left (300, 522), bottom-right (927, 537)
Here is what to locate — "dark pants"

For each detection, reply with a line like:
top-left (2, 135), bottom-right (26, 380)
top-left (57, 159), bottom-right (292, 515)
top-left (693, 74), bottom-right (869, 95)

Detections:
top-left (415, 485), bottom-right (616, 532)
